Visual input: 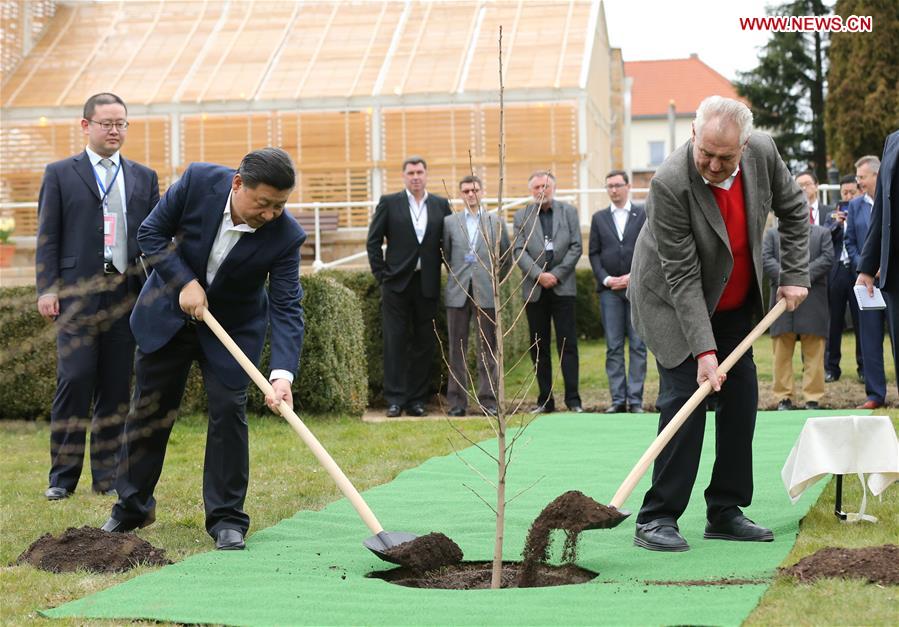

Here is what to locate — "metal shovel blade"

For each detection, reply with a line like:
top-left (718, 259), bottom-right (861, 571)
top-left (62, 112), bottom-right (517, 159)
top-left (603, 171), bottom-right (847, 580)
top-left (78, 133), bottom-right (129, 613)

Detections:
top-left (584, 507), bottom-right (631, 530)
top-left (363, 530), bottom-right (419, 564)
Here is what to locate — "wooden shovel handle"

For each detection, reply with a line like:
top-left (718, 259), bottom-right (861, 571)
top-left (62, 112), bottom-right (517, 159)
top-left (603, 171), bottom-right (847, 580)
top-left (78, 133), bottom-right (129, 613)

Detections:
top-left (200, 307), bottom-right (384, 535)
top-left (609, 299), bottom-right (788, 509)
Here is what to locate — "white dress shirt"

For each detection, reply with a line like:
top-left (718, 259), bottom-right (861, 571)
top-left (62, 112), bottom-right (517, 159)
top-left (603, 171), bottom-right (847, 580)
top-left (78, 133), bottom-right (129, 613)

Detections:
top-left (407, 189), bottom-right (428, 270)
top-left (702, 164), bottom-right (741, 190)
top-left (86, 146), bottom-right (128, 229)
top-left (611, 200), bottom-right (631, 240)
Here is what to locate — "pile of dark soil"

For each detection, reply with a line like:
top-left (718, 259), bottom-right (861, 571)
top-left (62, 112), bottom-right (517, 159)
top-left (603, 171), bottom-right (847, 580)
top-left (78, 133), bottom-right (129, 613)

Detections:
top-left (369, 561), bottom-right (596, 589)
top-left (780, 545), bottom-right (899, 585)
top-left (16, 526), bottom-right (170, 574)
top-left (383, 532), bottom-right (463, 572)
top-left (518, 490), bottom-right (620, 587)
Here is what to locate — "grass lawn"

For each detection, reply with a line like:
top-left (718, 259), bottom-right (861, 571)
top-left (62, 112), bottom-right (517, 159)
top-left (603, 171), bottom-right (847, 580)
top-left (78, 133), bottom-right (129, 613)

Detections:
top-left (1, 335), bottom-right (897, 625)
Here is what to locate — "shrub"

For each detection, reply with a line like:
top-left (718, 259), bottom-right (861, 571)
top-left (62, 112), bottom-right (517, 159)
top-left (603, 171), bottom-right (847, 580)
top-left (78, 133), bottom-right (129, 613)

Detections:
top-left (576, 268), bottom-right (604, 340)
top-left (0, 275), bottom-right (367, 419)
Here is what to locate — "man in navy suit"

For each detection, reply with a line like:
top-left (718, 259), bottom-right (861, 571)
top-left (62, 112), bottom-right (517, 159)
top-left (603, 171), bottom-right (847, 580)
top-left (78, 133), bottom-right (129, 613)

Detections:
top-left (366, 156), bottom-right (451, 418)
top-left (101, 148), bottom-right (305, 550)
top-left (589, 170), bottom-right (647, 413)
top-left (857, 131), bottom-right (899, 397)
top-left (845, 154), bottom-right (886, 409)
top-left (36, 93), bottom-right (159, 500)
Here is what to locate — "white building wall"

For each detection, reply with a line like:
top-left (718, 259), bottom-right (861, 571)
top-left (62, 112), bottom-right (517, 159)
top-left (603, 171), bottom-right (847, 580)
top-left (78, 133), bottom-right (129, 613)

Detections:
top-left (628, 117), bottom-right (693, 171)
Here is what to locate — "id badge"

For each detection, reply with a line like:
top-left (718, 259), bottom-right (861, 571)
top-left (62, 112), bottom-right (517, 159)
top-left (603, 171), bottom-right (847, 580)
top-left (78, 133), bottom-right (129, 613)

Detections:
top-left (103, 214), bottom-right (118, 247)
top-left (544, 239), bottom-right (554, 252)
top-left (464, 253), bottom-right (476, 264)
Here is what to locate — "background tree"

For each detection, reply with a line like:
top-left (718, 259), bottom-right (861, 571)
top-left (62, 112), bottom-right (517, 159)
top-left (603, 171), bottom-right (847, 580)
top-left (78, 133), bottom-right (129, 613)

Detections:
top-left (825, 0), bottom-right (899, 173)
top-left (735, 0), bottom-right (830, 180)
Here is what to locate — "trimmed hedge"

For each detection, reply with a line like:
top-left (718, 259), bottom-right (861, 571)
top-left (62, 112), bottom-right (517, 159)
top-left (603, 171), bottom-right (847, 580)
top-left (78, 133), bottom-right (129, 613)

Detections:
top-left (0, 274), bottom-right (366, 419)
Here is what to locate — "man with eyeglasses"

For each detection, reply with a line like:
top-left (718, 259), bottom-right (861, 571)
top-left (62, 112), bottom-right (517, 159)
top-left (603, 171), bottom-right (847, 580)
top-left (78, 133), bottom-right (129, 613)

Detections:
top-left (36, 93), bottom-right (160, 501)
top-left (589, 170), bottom-right (647, 414)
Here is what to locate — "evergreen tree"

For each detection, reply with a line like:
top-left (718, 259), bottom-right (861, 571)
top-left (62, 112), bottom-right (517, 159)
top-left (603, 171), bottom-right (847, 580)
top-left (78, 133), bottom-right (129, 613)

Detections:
top-left (825, 0), bottom-right (899, 173)
top-left (735, 0), bottom-right (829, 180)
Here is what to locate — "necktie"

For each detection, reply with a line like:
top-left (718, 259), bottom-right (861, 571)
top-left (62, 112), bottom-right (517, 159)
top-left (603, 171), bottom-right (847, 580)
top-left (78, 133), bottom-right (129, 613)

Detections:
top-left (809, 204), bottom-right (815, 225)
top-left (99, 158), bottom-right (127, 273)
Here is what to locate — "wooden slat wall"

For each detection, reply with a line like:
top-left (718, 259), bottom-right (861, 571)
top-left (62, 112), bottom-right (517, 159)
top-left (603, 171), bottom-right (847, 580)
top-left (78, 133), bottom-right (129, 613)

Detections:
top-left (0, 0), bottom-right (56, 83)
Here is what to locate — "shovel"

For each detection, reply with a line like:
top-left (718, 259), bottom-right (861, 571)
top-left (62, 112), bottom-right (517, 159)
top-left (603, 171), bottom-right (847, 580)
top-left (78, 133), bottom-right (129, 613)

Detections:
top-left (588, 299), bottom-right (789, 529)
top-left (200, 307), bottom-right (417, 563)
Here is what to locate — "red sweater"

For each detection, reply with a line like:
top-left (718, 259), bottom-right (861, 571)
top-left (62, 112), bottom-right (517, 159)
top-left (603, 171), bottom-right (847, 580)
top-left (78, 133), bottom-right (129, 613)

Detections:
top-left (709, 171), bottom-right (751, 312)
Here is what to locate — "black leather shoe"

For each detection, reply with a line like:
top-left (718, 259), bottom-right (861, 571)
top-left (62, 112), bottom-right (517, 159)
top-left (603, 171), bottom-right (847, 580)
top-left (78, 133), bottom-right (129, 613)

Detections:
top-left (385, 404), bottom-right (402, 418)
top-left (634, 519), bottom-right (689, 552)
top-left (447, 406), bottom-right (466, 417)
top-left (406, 403), bottom-right (427, 417)
top-left (804, 401), bottom-right (820, 410)
top-left (704, 514), bottom-right (773, 542)
top-left (483, 406), bottom-right (498, 417)
top-left (629, 405), bottom-right (645, 414)
top-left (529, 404), bottom-right (555, 415)
top-left (101, 509), bottom-right (156, 533)
top-left (567, 405), bottom-right (585, 413)
top-left (604, 404), bottom-right (627, 414)
top-left (93, 487), bottom-right (117, 497)
top-left (824, 371), bottom-right (837, 383)
top-left (215, 528), bottom-right (246, 550)
top-left (45, 487), bottom-right (71, 501)
top-left (777, 398), bottom-right (793, 411)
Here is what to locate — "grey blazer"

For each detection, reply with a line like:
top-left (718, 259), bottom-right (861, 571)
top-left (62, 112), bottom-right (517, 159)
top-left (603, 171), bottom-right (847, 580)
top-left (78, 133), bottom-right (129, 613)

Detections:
top-left (443, 210), bottom-right (511, 309)
top-left (763, 224), bottom-right (832, 338)
top-left (513, 200), bottom-right (582, 303)
top-left (628, 132), bottom-right (810, 368)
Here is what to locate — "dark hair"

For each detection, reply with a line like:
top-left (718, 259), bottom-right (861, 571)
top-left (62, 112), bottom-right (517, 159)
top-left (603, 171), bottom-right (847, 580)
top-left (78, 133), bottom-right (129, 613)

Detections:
top-left (83, 93), bottom-right (127, 119)
top-left (839, 174), bottom-right (858, 186)
top-left (606, 169), bottom-right (629, 184)
top-left (796, 170), bottom-right (818, 184)
top-left (402, 156), bottom-right (427, 171)
top-left (459, 174), bottom-right (483, 189)
top-left (238, 147), bottom-right (296, 191)
top-left (527, 170), bottom-right (556, 183)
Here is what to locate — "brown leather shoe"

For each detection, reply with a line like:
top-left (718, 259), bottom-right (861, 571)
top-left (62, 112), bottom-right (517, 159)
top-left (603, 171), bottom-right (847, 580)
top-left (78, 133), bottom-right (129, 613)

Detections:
top-left (857, 400), bottom-right (883, 410)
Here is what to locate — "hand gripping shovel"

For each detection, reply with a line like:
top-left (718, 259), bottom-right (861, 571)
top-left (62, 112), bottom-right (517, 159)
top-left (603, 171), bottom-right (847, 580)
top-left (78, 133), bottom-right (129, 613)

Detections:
top-left (587, 299), bottom-right (788, 530)
top-left (200, 307), bottom-right (417, 563)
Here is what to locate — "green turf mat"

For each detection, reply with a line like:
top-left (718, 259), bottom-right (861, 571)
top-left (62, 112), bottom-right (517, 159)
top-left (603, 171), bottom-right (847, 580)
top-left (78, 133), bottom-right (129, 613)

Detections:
top-left (44, 410), bottom-right (838, 626)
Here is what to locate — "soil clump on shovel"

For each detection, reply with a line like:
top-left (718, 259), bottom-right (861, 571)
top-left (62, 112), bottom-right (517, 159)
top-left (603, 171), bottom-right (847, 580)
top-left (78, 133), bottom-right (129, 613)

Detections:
top-left (780, 545), bottom-right (899, 585)
top-left (16, 526), bottom-right (171, 574)
top-left (381, 532), bottom-right (463, 572)
top-left (518, 490), bottom-right (620, 587)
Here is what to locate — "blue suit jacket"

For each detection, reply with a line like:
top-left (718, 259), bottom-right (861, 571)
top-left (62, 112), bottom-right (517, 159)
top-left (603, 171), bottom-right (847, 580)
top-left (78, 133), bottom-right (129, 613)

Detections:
top-left (859, 130), bottom-right (899, 290)
top-left (36, 151), bottom-right (159, 313)
top-left (844, 194), bottom-right (874, 269)
top-left (131, 163), bottom-right (306, 389)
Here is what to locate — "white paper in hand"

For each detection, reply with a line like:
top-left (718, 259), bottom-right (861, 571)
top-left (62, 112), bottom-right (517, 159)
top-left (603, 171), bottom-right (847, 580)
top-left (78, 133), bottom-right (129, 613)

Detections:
top-left (853, 285), bottom-right (887, 310)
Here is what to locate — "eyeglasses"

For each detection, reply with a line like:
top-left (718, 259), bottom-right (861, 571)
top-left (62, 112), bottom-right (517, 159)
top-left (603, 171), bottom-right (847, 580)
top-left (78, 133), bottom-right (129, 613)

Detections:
top-left (88, 120), bottom-right (129, 131)
top-left (606, 183), bottom-right (628, 189)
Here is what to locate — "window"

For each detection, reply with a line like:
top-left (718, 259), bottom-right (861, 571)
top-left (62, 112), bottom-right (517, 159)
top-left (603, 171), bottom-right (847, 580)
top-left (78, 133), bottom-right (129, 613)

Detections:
top-left (649, 141), bottom-right (665, 167)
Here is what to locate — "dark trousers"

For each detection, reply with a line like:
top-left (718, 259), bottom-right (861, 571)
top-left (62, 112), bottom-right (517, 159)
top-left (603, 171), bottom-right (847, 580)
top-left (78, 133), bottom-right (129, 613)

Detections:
top-left (381, 273), bottom-right (438, 407)
top-left (825, 262), bottom-right (863, 378)
top-left (48, 277), bottom-right (134, 492)
top-left (525, 290), bottom-right (580, 409)
top-left (638, 306), bottom-right (758, 525)
top-left (884, 288), bottom-right (899, 397)
top-left (599, 289), bottom-right (647, 407)
top-left (112, 325), bottom-right (250, 537)
top-left (446, 300), bottom-right (498, 411)
top-left (858, 307), bottom-right (888, 403)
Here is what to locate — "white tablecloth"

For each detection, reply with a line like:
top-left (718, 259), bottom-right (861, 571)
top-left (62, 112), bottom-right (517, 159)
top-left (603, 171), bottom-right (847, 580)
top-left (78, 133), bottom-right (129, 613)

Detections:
top-left (781, 415), bottom-right (899, 520)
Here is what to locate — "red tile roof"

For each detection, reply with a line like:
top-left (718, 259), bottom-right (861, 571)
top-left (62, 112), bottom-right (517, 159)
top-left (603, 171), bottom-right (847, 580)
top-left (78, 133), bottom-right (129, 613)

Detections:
top-left (625, 55), bottom-right (743, 117)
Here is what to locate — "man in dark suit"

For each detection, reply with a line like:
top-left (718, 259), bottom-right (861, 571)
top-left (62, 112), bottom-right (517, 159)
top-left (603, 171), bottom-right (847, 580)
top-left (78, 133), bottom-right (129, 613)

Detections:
top-left (628, 96), bottom-right (809, 552)
top-left (366, 156), bottom-right (451, 417)
top-left (589, 169), bottom-right (647, 414)
top-left (513, 171), bottom-right (584, 414)
top-left (824, 173), bottom-right (864, 383)
top-left (36, 93), bottom-right (159, 500)
top-left (857, 131), bottom-right (899, 397)
top-left (101, 148), bottom-right (305, 551)
top-left (845, 155), bottom-right (886, 409)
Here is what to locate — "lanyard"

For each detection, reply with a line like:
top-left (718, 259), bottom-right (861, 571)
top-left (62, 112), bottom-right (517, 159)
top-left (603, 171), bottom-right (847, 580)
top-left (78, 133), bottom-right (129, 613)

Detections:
top-left (465, 212), bottom-right (481, 252)
top-left (93, 160), bottom-right (122, 208)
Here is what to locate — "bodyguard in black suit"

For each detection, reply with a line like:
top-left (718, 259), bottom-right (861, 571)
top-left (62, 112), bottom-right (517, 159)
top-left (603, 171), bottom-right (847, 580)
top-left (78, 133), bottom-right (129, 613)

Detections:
top-left (366, 157), bottom-right (451, 417)
top-left (857, 130), bottom-right (899, 396)
top-left (589, 170), bottom-right (647, 414)
top-left (36, 93), bottom-right (159, 500)
top-left (102, 148), bottom-right (305, 551)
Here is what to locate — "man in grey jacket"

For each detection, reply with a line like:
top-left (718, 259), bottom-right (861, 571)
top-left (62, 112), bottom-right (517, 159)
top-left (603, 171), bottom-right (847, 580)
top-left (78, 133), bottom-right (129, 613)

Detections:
top-left (513, 171), bottom-right (584, 413)
top-left (443, 176), bottom-right (511, 416)
top-left (628, 96), bottom-right (809, 552)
